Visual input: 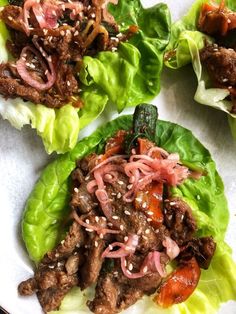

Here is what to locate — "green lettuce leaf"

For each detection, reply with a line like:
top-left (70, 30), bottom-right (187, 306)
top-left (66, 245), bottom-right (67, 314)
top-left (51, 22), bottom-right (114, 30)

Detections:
top-left (21, 115), bottom-right (236, 313)
top-left (80, 1), bottom-right (171, 112)
top-left (0, 0), bottom-right (171, 153)
top-left (164, 0), bottom-right (236, 138)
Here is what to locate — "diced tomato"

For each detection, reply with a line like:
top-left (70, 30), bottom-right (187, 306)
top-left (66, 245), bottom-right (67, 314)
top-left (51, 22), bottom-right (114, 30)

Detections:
top-left (135, 181), bottom-right (164, 227)
top-left (154, 257), bottom-right (201, 308)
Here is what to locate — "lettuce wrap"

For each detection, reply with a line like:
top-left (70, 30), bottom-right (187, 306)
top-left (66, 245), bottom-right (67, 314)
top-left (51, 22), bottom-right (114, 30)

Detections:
top-left (21, 114), bottom-right (236, 314)
top-left (0, 0), bottom-right (171, 154)
top-left (165, 0), bottom-right (236, 139)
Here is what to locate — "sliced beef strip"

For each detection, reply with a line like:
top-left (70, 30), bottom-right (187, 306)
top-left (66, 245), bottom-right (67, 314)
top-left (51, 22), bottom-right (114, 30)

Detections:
top-left (105, 173), bottom-right (164, 253)
top-left (42, 221), bottom-right (85, 263)
top-left (200, 45), bottom-right (236, 87)
top-left (18, 221), bottom-right (83, 312)
top-left (89, 258), bottom-right (163, 314)
top-left (70, 181), bottom-right (98, 214)
top-left (178, 237), bottom-right (216, 269)
top-left (163, 197), bottom-right (197, 245)
top-left (77, 212), bottom-right (108, 289)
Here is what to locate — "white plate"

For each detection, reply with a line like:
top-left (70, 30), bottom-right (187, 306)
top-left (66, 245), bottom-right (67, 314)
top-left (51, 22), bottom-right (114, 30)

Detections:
top-left (0, 1), bottom-right (236, 313)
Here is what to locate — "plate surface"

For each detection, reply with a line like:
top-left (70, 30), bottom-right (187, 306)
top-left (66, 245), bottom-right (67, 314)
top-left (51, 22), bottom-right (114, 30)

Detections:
top-left (0, 0), bottom-right (236, 313)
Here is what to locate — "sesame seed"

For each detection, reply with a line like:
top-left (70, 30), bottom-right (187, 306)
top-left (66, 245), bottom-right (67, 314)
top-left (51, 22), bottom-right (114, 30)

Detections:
top-left (102, 217), bottom-right (107, 221)
top-left (95, 216), bottom-right (99, 222)
top-left (67, 81), bottom-right (71, 86)
top-left (114, 271), bottom-right (118, 277)
top-left (143, 266), bottom-right (148, 273)
top-left (48, 265), bottom-right (55, 269)
top-left (168, 214), bottom-right (173, 220)
top-left (61, 240), bottom-right (65, 244)
top-left (74, 30), bottom-right (79, 36)
top-left (43, 29), bottom-right (48, 35)
top-left (142, 202), bottom-right (147, 208)
top-left (48, 56), bottom-right (52, 62)
top-left (85, 219), bottom-right (90, 224)
top-left (169, 202), bottom-right (176, 206)
top-left (76, 243), bottom-right (80, 248)
top-left (109, 244), bottom-right (113, 250)
top-left (60, 30), bottom-right (65, 36)
top-left (145, 229), bottom-right (150, 234)
top-left (118, 180), bottom-right (124, 185)
top-left (228, 18), bottom-right (231, 23)
top-left (222, 78), bottom-right (228, 82)
top-left (111, 47), bottom-right (118, 52)
top-left (85, 228), bottom-right (93, 232)
top-left (112, 216), bottom-right (119, 220)
top-left (142, 235), bottom-right (148, 240)
top-left (55, 253), bottom-right (59, 257)
top-left (155, 229), bottom-right (160, 233)
top-left (8, 16), bottom-right (13, 21)
top-left (111, 192), bottom-right (116, 196)
top-left (116, 33), bottom-right (123, 38)
top-left (124, 259), bottom-right (127, 267)
top-left (108, 222), bottom-right (113, 227)
top-left (128, 263), bottom-right (133, 271)
top-left (100, 233), bottom-right (104, 239)
top-left (135, 197), bottom-right (142, 202)
top-left (95, 241), bottom-right (98, 247)
top-left (117, 192), bottom-right (122, 199)
top-left (180, 214), bottom-right (184, 221)
top-left (127, 184), bottom-right (133, 190)
top-left (124, 236), bottom-right (128, 242)
top-left (120, 225), bottom-right (124, 231)
top-left (147, 211), bottom-right (153, 216)
top-left (87, 5), bottom-right (91, 9)
top-left (91, 13), bottom-right (96, 18)
top-left (124, 210), bottom-right (131, 216)
top-left (74, 187), bottom-right (79, 193)
top-left (147, 218), bottom-right (152, 222)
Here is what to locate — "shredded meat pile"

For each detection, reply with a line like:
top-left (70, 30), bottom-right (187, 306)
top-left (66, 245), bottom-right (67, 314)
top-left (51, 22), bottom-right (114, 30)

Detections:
top-left (0, 0), bottom-right (137, 108)
top-left (18, 133), bottom-right (216, 313)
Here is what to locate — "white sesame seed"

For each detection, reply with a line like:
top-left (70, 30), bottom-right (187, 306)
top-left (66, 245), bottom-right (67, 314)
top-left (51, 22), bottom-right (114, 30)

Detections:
top-left (74, 187), bottom-right (79, 193)
top-left (55, 253), bottom-right (59, 257)
top-left (76, 243), bottom-right (80, 248)
top-left (67, 81), bottom-right (71, 86)
top-left (61, 240), bottom-right (65, 244)
top-left (87, 5), bottom-right (91, 9)
top-left (120, 225), bottom-right (124, 231)
top-left (155, 229), bottom-right (160, 233)
top-left (118, 180), bottom-right (124, 185)
top-left (147, 211), bottom-right (153, 216)
top-left (48, 265), bottom-right (55, 269)
top-left (85, 228), bottom-right (93, 232)
top-left (169, 202), bottom-right (176, 206)
top-left (8, 16), bottom-right (13, 21)
top-left (135, 197), bottom-right (142, 202)
top-left (111, 192), bottom-right (116, 196)
top-left (228, 18), bottom-right (231, 23)
top-left (124, 210), bottom-right (131, 216)
top-left (60, 30), bottom-right (65, 36)
top-left (95, 241), bottom-right (98, 247)
top-left (222, 78), bottom-right (228, 82)
top-left (102, 217), bottom-right (107, 221)
top-left (124, 236), bottom-right (128, 242)
top-left (143, 266), bottom-right (148, 273)
top-left (128, 263), bottom-right (133, 271)
top-left (145, 229), bottom-right (150, 234)
top-left (111, 47), bottom-right (118, 52)
top-left (117, 192), bottom-right (122, 199)
top-left (127, 184), bottom-right (133, 190)
top-left (91, 13), bottom-right (96, 18)
top-left (112, 216), bottom-right (119, 220)
top-left (124, 259), bottom-right (127, 267)
top-left (95, 216), bottom-right (99, 222)
top-left (74, 30), bottom-right (79, 36)
top-left (116, 33), bottom-right (123, 38)
top-left (147, 218), bottom-right (152, 222)
top-left (108, 222), bottom-right (113, 227)
top-left (142, 202), bottom-right (147, 208)
top-left (100, 233), bottom-right (104, 239)
top-left (109, 244), bottom-right (113, 250)
top-left (85, 219), bottom-right (90, 224)
top-left (142, 235), bottom-right (148, 240)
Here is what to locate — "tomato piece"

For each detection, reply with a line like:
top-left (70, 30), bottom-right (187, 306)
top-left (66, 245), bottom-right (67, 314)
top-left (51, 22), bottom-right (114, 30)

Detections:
top-left (154, 257), bottom-right (201, 308)
top-left (103, 130), bottom-right (126, 159)
top-left (138, 138), bottom-right (154, 154)
top-left (135, 181), bottom-right (164, 227)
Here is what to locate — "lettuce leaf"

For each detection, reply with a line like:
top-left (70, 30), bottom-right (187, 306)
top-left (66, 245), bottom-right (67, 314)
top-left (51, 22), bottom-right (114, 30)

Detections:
top-left (0, 0), bottom-right (171, 153)
top-left (164, 0), bottom-right (236, 138)
top-left (21, 115), bottom-right (236, 313)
